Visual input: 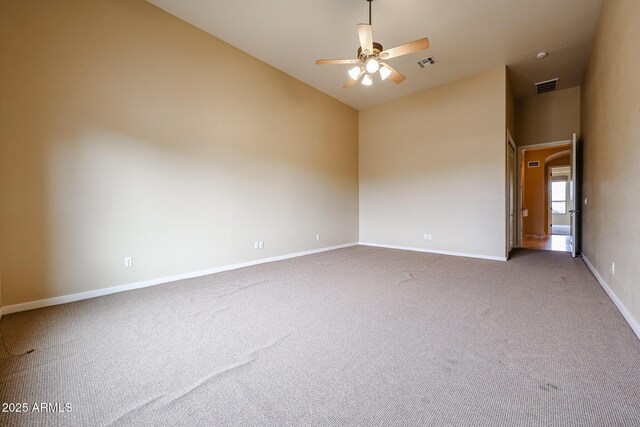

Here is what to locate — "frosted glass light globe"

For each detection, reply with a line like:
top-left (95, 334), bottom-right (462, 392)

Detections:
top-left (365, 58), bottom-right (380, 74)
top-left (348, 66), bottom-right (361, 80)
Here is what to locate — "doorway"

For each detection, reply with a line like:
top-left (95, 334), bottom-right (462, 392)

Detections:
top-left (517, 138), bottom-right (578, 254)
top-left (549, 165), bottom-right (571, 238)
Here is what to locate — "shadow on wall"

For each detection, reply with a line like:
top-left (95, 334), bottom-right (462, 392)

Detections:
top-left (0, 0), bottom-right (358, 307)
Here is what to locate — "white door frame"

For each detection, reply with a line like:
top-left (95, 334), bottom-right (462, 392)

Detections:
top-left (515, 138), bottom-right (573, 248)
top-left (548, 165), bottom-right (571, 236)
top-left (506, 131), bottom-right (516, 256)
top-left (570, 133), bottom-right (579, 257)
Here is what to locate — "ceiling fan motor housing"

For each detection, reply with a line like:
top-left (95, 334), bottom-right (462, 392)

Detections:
top-left (358, 42), bottom-right (384, 61)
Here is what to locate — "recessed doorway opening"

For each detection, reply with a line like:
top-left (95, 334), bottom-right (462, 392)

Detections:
top-left (518, 139), bottom-right (578, 254)
top-left (544, 165), bottom-right (572, 251)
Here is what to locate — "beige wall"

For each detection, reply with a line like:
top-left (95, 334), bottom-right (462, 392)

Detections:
top-left (360, 67), bottom-right (507, 259)
top-left (581, 0), bottom-right (640, 324)
top-left (0, 195), bottom-right (2, 309)
top-left (0, 0), bottom-right (359, 307)
top-left (516, 87), bottom-right (581, 147)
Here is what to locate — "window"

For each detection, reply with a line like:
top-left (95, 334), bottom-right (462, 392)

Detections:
top-left (551, 180), bottom-right (567, 214)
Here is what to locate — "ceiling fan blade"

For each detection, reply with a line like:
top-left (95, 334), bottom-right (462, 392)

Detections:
top-left (343, 70), bottom-right (365, 88)
top-left (316, 58), bottom-right (361, 65)
top-left (357, 24), bottom-right (374, 56)
top-left (379, 38), bottom-right (429, 60)
top-left (343, 78), bottom-right (359, 89)
top-left (380, 63), bottom-right (406, 84)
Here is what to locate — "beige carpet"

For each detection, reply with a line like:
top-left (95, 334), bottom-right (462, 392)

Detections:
top-left (1, 246), bottom-right (639, 426)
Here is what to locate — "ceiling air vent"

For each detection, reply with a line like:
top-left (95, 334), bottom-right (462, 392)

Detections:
top-left (535, 78), bottom-right (559, 94)
top-left (417, 56), bottom-right (436, 69)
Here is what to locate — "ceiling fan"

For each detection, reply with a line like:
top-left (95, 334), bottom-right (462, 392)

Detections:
top-left (315, 0), bottom-right (430, 88)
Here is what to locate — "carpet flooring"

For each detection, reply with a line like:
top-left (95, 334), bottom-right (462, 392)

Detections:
top-left (1, 246), bottom-right (639, 426)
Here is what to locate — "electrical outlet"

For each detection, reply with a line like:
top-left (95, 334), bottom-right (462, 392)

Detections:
top-left (124, 257), bottom-right (133, 267)
top-left (258, 241), bottom-right (264, 249)
top-left (611, 262), bottom-right (615, 275)
top-left (423, 234), bottom-right (433, 241)
top-left (254, 241), bottom-right (259, 249)
top-left (316, 234), bottom-right (320, 241)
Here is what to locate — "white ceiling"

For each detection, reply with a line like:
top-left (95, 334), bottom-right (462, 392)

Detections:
top-left (147, 0), bottom-right (603, 110)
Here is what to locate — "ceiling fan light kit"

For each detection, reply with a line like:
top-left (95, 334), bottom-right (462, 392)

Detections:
top-left (379, 65), bottom-right (392, 80)
top-left (365, 57), bottom-right (380, 73)
top-left (315, 0), bottom-right (430, 88)
top-left (348, 66), bottom-right (361, 80)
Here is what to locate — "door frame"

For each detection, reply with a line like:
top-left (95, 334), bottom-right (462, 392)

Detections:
top-left (515, 138), bottom-right (573, 248)
top-left (548, 165), bottom-right (571, 236)
top-left (570, 133), bottom-right (579, 257)
top-left (506, 131), bottom-right (516, 256)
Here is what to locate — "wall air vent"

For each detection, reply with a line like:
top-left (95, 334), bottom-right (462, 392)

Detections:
top-left (528, 161), bottom-right (540, 168)
top-left (417, 56), bottom-right (436, 69)
top-left (535, 78), bottom-right (559, 94)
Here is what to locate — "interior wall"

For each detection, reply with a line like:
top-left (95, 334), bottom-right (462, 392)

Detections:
top-left (0, 0), bottom-right (359, 307)
top-left (546, 154), bottom-right (571, 168)
top-left (360, 67), bottom-right (507, 259)
top-left (0, 199), bottom-right (2, 312)
top-left (581, 0), bottom-right (640, 326)
top-left (522, 146), bottom-right (570, 236)
top-left (516, 87), bottom-right (581, 147)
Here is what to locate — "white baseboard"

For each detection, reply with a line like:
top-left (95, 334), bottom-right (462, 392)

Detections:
top-left (359, 242), bottom-right (507, 262)
top-left (0, 242), bottom-right (359, 316)
top-left (582, 256), bottom-right (640, 340)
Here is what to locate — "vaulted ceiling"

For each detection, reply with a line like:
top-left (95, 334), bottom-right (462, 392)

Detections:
top-left (147, 0), bottom-right (603, 110)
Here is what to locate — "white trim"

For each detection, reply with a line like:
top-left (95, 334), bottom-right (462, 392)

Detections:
top-left (359, 242), bottom-right (507, 262)
top-left (520, 139), bottom-right (572, 152)
top-left (1, 242), bottom-right (359, 316)
top-left (583, 255), bottom-right (640, 340)
top-left (507, 130), bottom-right (516, 151)
top-left (570, 133), bottom-right (578, 258)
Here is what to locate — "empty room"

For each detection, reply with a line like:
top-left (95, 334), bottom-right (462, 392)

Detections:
top-left (1, 0), bottom-right (639, 425)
